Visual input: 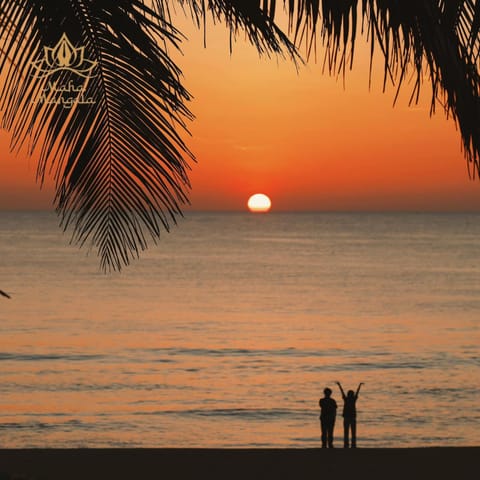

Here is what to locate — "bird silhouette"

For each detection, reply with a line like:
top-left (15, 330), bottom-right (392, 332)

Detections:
top-left (0, 289), bottom-right (11, 299)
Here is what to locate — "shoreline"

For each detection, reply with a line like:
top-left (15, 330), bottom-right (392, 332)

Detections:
top-left (0, 447), bottom-right (478, 480)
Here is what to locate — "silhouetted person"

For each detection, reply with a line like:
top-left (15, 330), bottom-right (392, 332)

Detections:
top-left (336, 381), bottom-right (363, 448)
top-left (319, 387), bottom-right (337, 448)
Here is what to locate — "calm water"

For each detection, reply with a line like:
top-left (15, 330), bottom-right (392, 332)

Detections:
top-left (0, 211), bottom-right (479, 448)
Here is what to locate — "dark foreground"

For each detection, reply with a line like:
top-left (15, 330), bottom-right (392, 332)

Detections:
top-left (0, 448), bottom-right (478, 480)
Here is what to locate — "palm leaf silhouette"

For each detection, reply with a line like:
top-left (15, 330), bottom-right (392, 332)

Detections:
top-left (187, 1), bottom-right (480, 169)
top-left (1, 1), bottom-right (480, 271)
top-left (176, 0), bottom-right (298, 57)
top-left (1, 1), bottom-right (195, 271)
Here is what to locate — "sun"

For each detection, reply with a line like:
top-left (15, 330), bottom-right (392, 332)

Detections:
top-left (247, 193), bottom-right (272, 213)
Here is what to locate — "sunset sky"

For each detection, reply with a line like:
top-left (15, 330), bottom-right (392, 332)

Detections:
top-left (1, 11), bottom-right (480, 212)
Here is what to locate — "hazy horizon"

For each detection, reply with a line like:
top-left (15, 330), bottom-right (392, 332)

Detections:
top-left (2, 208), bottom-right (480, 214)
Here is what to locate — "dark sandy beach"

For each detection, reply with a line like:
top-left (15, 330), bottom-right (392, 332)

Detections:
top-left (0, 448), bottom-right (477, 480)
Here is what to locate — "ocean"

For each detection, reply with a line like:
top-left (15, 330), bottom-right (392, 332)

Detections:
top-left (0, 211), bottom-right (479, 448)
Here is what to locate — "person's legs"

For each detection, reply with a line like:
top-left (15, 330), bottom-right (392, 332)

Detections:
top-left (343, 418), bottom-right (349, 448)
top-left (351, 418), bottom-right (357, 448)
top-left (320, 418), bottom-right (327, 448)
top-left (327, 418), bottom-right (335, 448)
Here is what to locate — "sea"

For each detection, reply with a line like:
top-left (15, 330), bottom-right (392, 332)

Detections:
top-left (0, 211), bottom-right (479, 448)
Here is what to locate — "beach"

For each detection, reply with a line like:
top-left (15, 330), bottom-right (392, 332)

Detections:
top-left (0, 448), bottom-right (478, 479)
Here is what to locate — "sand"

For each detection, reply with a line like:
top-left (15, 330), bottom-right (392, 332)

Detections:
top-left (0, 448), bottom-right (478, 480)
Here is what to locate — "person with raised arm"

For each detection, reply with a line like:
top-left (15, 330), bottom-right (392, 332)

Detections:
top-left (336, 381), bottom-right (363, 448)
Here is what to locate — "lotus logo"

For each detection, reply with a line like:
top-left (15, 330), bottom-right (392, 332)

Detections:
top-left (31, 33), bottom-right (97, 78)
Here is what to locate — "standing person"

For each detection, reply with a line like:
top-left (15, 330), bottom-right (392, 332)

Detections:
top-left (336, 381), bottom-right (363, 448)
top-left (319, 387), bottom-right (337, 448)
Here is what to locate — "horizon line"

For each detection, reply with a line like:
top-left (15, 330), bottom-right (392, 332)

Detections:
top-left (1, 208), bottom-right (480, 214)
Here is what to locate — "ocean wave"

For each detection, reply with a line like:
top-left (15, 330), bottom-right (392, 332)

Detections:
top-left (0, 381), bottom-right (176, 393)
top-left (133, 407), bottom-right (312, 420)
top-left (0, 352), bottom-right (106, 362)
top-left (139, 347), bottom-right (340, 358)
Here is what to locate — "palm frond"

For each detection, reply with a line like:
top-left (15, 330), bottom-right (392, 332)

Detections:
top-left (367, 0), bottom-right (480, 175)
top-left (179, 1), bottom-right (480, 173)
top-left (1, 0), bottom-right (194, 271)
top-left (174, 0), bottom-right (299, 60)
top-left (262, 0), bottom-right (480, 175)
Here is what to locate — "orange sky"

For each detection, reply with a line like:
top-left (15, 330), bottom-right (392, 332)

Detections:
top-left (1, 11), bottom-right (480, 211)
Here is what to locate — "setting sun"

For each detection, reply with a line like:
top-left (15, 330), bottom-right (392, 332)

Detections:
top-left (247, 193), bottom-right (272, 213)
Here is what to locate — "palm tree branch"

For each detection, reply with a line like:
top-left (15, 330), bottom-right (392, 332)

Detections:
top-left (1, 0), bottom-right (195, 271)
top-left (174, 0), bottom-right (300, 61)
top-left (238, 0), bottom-right (480, 175)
